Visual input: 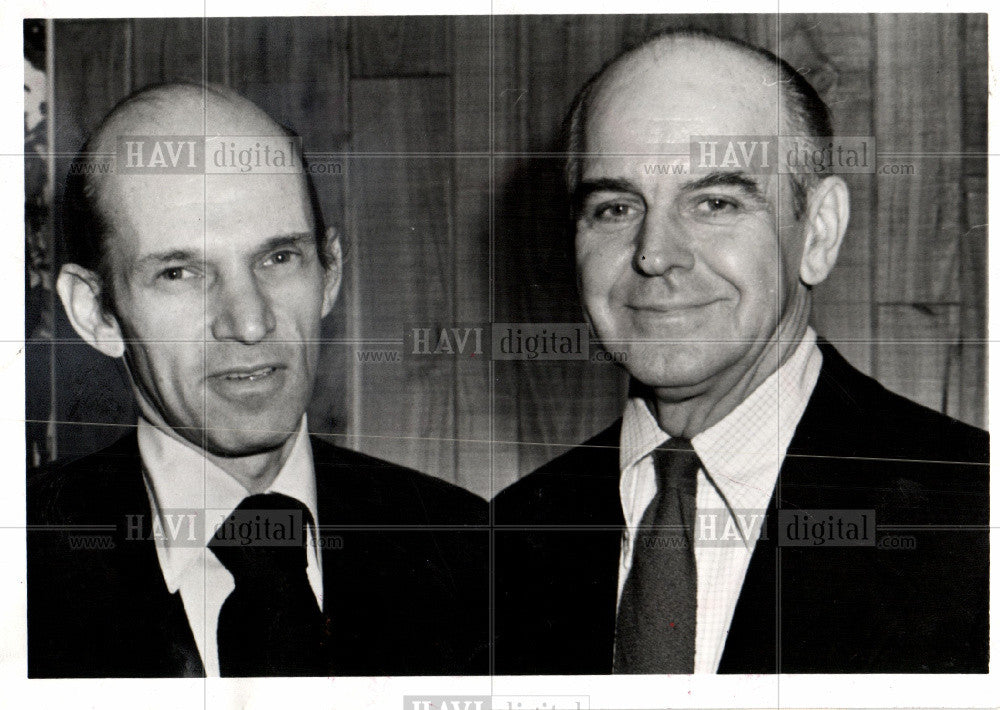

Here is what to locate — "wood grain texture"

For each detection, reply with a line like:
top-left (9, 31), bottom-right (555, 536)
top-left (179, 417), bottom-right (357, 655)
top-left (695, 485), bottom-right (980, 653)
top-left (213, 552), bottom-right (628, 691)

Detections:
top-left (873, 15), bottom-right (966, 419)
top-left (453, 17), bottom-right (491, 154)
top-left (131, 18), bottom-right (212, 87)
top-left (489, 16), bottom-right (527, 488)
top-left (874, 14), bottom-right (962, 304)
top-left (876, 304), bottom-right (960, 415)
top-left (349, 77), bottom-right (457, 481)
top-left (520, 15), bottom-right (626, 152)
top-left (452, 17), bottom-right (494, 498)
top-left (955, 15), bottom-right (987, 428)
top-left (53, 20), bottom-right (129, 160)
top-left (960, 14), bottom-right (988, 174)
top-left (491, 15), bottom-right (527, 155)
top-left (350, 16), bottom-right (449, 78)
top-left (452, 160), bottom-right (493, 497)
top-left (953, 175), bottom-right (987, 428)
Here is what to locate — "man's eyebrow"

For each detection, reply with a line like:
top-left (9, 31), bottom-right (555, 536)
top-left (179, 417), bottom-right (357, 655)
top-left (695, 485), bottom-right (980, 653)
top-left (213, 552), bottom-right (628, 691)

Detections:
top-left (572, 177), bottom-right (643, 206)
top-left (253, 233), bottom-right (315, 257)
top-left (134, 233), bottom-right (315, 269)
top-left (680, 171), bottom-right (765, 198)
top-left (136, 249), bottom-right (200, 268)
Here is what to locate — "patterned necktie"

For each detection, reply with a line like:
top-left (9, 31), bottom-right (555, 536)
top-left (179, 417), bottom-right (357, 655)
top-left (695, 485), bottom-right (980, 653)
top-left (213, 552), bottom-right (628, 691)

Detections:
top-left (613, 437), bottom-right (700, 673)
top-left (208, 492), bottom-right (328, 676)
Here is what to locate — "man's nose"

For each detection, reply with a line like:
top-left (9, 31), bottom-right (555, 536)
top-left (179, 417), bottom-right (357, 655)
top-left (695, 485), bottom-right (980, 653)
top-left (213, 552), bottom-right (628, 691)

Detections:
top-left (210, 272), bottom-right (277, 344)
top-left (633, 211), bottom-right (695, 277)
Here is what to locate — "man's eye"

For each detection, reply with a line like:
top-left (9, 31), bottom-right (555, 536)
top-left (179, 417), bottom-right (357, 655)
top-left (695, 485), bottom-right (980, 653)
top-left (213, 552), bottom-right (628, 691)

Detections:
top-left (261, 250), bottom-right (301, 267)
top-left (696, 197), bottom-right (740, 213)
top-left (592, 202), bottom-right (641, 222)
top-left (158, 266), bottom-right (195, 281)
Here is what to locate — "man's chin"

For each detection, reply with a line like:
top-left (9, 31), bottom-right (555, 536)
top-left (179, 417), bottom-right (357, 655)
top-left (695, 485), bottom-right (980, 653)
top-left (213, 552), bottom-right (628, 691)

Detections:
top-left (623, 344), bottom-right (736, 392)
top-left (202, 435), bottom-right (291, 459)
top-left (195, 415), bottom-right (303, 459)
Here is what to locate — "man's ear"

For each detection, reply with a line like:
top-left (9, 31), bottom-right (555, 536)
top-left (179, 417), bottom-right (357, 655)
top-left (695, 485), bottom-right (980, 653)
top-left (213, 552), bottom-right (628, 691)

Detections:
top-left (55, 264), bottom-right (125, 358)
top-left (799, 175), bottom-right (850, 286)
top-left (321, 226), bottom-right (343, 317)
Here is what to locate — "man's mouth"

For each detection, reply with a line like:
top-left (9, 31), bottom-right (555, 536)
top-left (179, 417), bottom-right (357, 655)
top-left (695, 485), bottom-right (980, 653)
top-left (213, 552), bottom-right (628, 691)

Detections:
top-left (206, 363), bottom-right (289, 404)
top-left (626, 299), bottom-right (721, 313)
top-left (224, 366), bottom-right (277, 381)
top-left (213, 364), bottom-right (284, 382)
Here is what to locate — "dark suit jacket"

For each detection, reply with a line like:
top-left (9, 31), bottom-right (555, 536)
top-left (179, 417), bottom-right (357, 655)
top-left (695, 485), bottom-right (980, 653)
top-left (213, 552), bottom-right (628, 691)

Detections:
top-left (493, 341), bottom-right (989, 674)
top-left (28, 434), bottom-right (487, 678)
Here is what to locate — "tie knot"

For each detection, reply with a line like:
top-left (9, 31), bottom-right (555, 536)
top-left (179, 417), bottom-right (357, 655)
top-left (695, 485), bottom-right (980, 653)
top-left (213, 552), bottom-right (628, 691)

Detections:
top-left (208, 493), bottom-right (313, 581)
top-left (652, 437), bottom-right (701, 492)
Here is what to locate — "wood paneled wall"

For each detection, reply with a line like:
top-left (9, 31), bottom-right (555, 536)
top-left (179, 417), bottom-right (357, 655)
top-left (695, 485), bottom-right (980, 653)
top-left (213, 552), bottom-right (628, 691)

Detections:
top-left (31, 14), bottom-right (987, 499)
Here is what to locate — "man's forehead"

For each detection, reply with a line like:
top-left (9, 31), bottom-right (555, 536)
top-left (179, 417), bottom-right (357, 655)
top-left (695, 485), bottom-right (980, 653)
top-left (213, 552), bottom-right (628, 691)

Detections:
top-left (104, 171), bottom-right (310, 218)
top-left (585, 41), bottom-right (783, 150)
top-left (102, 171), bottom-right (313, 260)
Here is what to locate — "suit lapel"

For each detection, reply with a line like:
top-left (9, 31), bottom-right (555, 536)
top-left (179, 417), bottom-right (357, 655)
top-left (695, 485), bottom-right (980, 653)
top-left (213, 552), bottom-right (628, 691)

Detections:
top-left (574, 423), bottom-right (627, 671)
top-left (311, 437), bottom-right (415, 673)
top-left (718, 342), bottom-right (858, 673)
top-left (537, 422), bottom-right (625, 673)
top-left (91, 435), bottom-right (205, 676)
top-left (311, 440), bottom-right (346, 663)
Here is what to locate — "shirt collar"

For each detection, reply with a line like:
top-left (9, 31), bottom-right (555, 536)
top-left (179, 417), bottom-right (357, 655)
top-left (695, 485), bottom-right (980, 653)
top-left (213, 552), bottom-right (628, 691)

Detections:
top-left (620, 327), bottom-right (822, 513)
top-left (138, 415), bottom-right (319, 593)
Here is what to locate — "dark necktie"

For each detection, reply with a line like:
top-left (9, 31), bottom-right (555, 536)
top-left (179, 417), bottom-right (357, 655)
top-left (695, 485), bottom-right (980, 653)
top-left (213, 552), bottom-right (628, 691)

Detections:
top-left (613, 437), bottom-right (700, 674)
top-left (208, 492), bottom-right (328, 676)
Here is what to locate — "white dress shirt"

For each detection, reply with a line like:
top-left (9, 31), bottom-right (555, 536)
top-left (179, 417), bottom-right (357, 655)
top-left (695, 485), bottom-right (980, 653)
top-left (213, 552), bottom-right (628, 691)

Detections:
top-left (617, 328), bottom-right (822, 673)
top-left (138, 415), bottom-right (323, 677)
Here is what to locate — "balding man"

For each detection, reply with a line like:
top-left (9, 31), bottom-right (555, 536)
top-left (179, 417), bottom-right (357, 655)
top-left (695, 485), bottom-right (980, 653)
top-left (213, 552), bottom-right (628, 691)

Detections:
top-left (28, 82), bottom-right (486, 678)
top-left (494, 30), bottom-right (988, 674)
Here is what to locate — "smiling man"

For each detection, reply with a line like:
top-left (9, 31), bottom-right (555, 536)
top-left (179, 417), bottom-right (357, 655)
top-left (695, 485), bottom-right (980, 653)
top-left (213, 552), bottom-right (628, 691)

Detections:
top-left (493, 30), bottom-right (988, 674)
top-left (28, 82), bottom-right (486, 678)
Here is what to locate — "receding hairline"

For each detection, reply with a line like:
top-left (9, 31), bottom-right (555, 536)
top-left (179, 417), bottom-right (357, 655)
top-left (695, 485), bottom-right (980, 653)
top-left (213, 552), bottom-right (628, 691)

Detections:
top-left (85, 81), bottom-right (286, 156)
top-left (84, 80), bottom-right (311, 223)
top-left (585, 32), bottom-right (794, 134)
